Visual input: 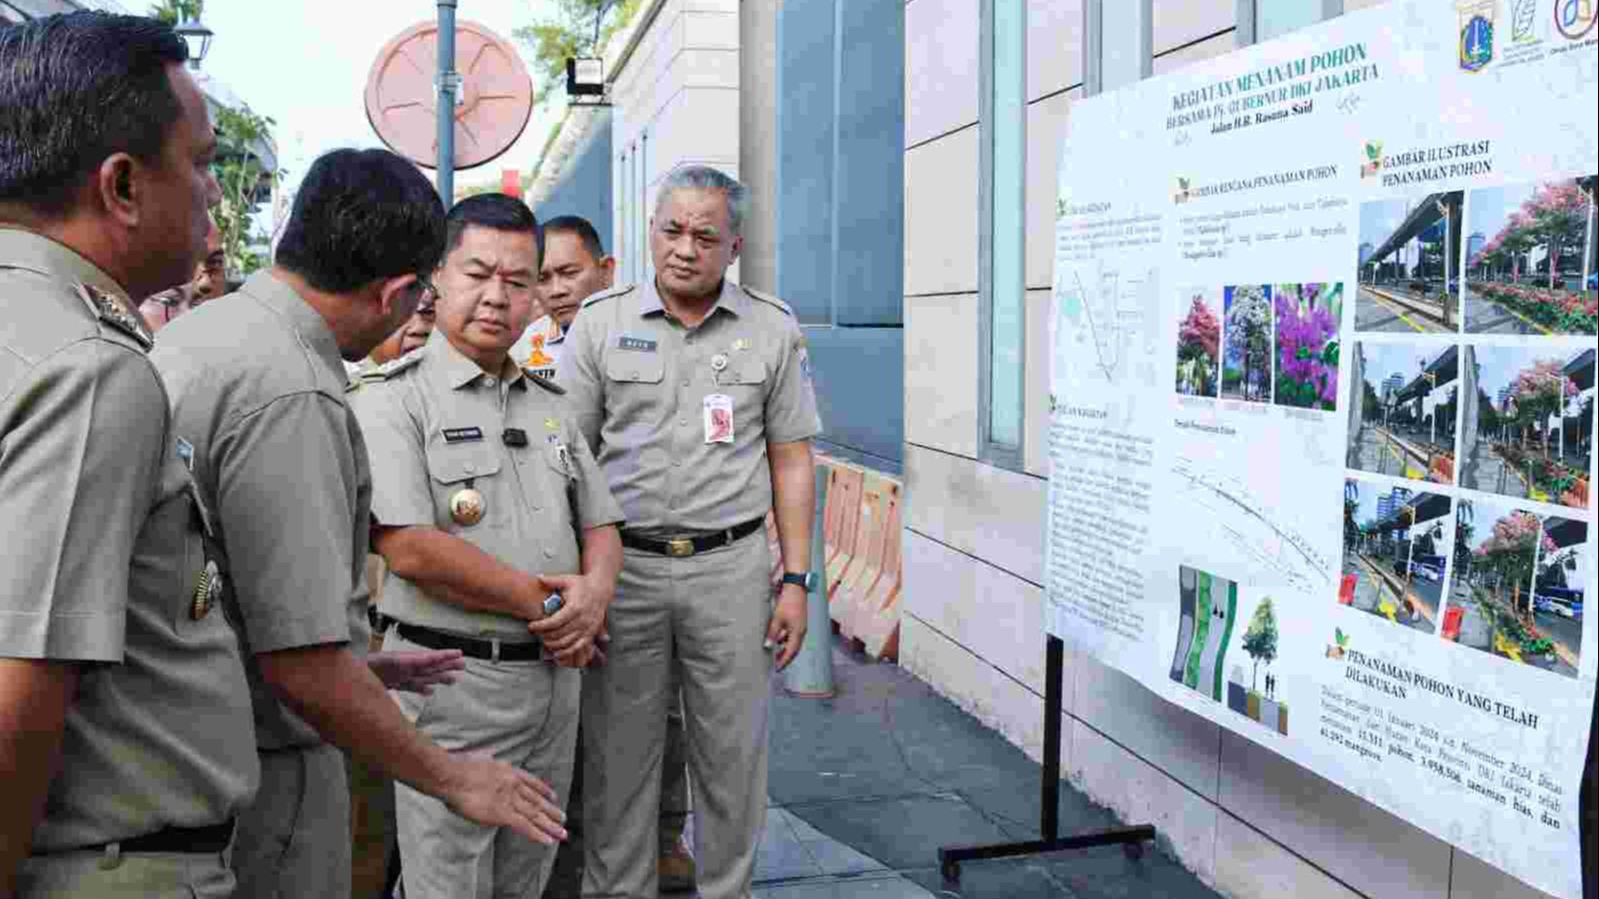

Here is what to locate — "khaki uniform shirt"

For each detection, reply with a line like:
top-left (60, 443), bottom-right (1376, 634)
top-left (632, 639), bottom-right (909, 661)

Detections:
top-left (510, 313), bottom-right (564, 380)
top-left (0, 229), bottom-right (256, 849)
top-left (350, 335), bottom-right (623, 641)
top-left (150, 269), bottom-right (373, 751)
top-left (556, 279), bottom-right (821, 535)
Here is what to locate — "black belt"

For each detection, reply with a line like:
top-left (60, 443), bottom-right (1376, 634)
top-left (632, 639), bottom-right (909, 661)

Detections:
top-left (58, 819), bottom-right (235, 856)
top-left (395, 622), bottom-right (543, 662)
top-left (621, 516), bottom-right (766, 558)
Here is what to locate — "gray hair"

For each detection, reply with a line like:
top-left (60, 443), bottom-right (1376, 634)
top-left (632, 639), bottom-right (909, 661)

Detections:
top-left (654, 165), bottom-right (749, 237)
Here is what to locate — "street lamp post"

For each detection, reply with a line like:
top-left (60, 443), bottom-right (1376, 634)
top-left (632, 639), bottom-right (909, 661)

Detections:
top-left (436, 0), bottom-right (459, 204)
top-left (174, 16), bottom-right (213, 70)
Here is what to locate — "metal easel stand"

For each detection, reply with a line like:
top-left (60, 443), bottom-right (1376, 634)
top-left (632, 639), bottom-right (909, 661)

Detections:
top-left (937, 635), bottom-right (1155, 886)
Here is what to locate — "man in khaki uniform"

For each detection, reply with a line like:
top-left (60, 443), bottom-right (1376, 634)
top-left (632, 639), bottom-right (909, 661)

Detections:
top-left (151, 150), bottom-right (567, 899)
top-left (344, 292), bottom-right (439, 899)
top-left (138, 211), bottom-right (223, 333)
top-left (558, 166), bottom-right (821, 899)
top-left (525, 215), bottom-right (698, 897)
top-left (0, 13), bottom-right (255, 899)
top-left (352, 194), bottom-right (624, 899)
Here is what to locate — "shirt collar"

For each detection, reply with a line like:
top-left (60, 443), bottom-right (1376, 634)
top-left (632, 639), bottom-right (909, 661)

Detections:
top-left (638, 276), bottom-right (750, 322)
top-left (430, 331), bottom-right (526, 391)
top-left (239, 269), bottom-right (348, 385)
top-left (0, 227), bottom-right (135, 308)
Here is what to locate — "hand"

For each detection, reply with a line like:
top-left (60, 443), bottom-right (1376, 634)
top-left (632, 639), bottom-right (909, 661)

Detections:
top-left (442, 751), bottom-right (567, 844)
top-left (765, 583), bottom-right (808, 671)
top-left (367, 649), bottom-right (465, 695)
top-left (526, 573), bottom-right (612, 657)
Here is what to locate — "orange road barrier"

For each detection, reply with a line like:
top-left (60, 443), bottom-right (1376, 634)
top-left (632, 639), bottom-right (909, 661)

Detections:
top-left (856, 481), bottom-right (903, 662)
top-left (1338, 573), bottom-right (1356, 606)
top-left (823, 463), bottom-right (867, 600)
top-left (833, 474), bottom-right (894, 638)
top-left (1441, 606), bottom-right (1464, 642)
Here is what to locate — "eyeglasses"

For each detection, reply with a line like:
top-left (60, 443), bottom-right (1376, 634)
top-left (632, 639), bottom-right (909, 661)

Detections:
top-left (405, 277), bottom-right (439, 312)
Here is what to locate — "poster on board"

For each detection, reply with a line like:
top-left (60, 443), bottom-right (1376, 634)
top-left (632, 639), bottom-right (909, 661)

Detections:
top-left (1044, 2), bottom-right (1597, 896)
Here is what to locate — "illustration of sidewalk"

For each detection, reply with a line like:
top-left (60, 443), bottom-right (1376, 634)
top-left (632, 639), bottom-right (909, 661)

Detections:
top-left (1350, 425), bottom-right (1452, 481)
top-left (1347, 554), bottom-right (1437, 632)
top-left (1356, 285), bottom-right (1451, 332)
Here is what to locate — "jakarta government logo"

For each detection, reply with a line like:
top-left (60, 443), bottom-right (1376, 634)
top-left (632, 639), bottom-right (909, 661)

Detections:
top-left (1458, 1), bottom-right (1496, 71)
top-left (1554, 0), bottom-right (1599, 39)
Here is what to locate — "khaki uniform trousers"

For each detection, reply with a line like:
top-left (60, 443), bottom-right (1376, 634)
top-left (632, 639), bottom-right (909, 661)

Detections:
top-left (17, 845), bottom-right (235, 898)
top-left (581, 533), bottom-right (773, 899)
top-left (387, 627), bottom-right (581, 899)
top-left (230, 742), bottom-right (351, 899)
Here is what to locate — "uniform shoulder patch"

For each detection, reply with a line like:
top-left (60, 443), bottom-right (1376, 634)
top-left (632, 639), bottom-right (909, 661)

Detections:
top-left (740, 285), bottom-right (795, 317)
top-left (366, 351), bottom-right (425, 382)
top-left (524, 370), bottom-right (567, 395)
top-left (581, 283), bottom-right (637, 309)
top-left (76, 283), bottom-right (152, 349)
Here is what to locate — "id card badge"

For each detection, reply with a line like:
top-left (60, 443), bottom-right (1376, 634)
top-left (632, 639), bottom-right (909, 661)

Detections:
top-left (703, 394), bottom-right (735, 444)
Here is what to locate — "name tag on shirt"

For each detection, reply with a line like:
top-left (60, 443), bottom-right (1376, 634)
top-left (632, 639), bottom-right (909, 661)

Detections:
top-left (617, 335), bottom-right (658, 353)
top-left (442, 426), bottom-right (484, 443)
top-left (704, 394), bottom-right (734, 444)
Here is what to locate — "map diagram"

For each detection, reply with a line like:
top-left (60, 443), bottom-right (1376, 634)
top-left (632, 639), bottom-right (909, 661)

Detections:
top-left (1171, 453), bottom-right (1333, 596)
top-left (1055, 261), bottom-right (1161, 390)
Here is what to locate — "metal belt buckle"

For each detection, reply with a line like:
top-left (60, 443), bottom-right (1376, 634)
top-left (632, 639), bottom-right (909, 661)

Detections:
top-left (489, 636), bottom-right (502, 663)
top-left (667, 538), bottom-right (695, 557)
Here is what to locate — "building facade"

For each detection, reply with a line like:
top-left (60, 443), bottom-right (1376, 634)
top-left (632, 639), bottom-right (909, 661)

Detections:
top-left (525, 1), bottom-right (1574, 897)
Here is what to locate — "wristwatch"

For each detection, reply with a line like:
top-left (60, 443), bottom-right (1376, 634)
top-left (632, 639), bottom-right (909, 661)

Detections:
top-left (780, 572), bottom-right (817, 591)
top-left (542, 593), bottom-right (565, 616)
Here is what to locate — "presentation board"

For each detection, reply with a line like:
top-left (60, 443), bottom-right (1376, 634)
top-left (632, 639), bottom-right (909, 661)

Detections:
top-left (1045, 2), bottom-right (1597, 896)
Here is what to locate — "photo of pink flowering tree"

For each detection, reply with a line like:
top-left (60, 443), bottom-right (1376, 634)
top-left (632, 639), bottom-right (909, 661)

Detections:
top-left (1273, 282), bottom-right (1343, 412)
top-left (1465, 176), bottom-right (1597, 335)
top-left (1175, 291), bottom-right (1219, 397)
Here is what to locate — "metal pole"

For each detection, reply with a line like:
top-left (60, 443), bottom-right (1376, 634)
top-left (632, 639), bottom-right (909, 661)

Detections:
top-left (436, 0), bottom-right (458, 205)
top-left (783, 462), bottom-right (835, 697)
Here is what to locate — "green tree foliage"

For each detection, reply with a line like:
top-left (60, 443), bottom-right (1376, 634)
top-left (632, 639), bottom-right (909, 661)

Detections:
top-left (149, 0), bottom-right (203, 25)
top-left (514, 0), bottom-right (642, 103)
top-left (1240, 598), bottom-right (1278, 694)
top-left (212, 104), bottom-right (282, 278)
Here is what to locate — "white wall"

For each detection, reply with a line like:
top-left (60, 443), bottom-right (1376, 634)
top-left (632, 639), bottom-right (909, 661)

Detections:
top-left (898, 3), bottom-right (1563, 898)
top-left (609, 0), bottom-right (742, 286)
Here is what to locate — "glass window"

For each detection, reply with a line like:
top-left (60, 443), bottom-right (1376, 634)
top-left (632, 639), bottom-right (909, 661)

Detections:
top-left (1254, 0), bottom-right (1340, 43)
top-left (982, 0), bottom-right (1026, 461)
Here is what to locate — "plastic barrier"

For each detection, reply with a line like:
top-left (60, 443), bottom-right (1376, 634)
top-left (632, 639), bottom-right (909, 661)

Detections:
top-left (1441, 606), bottom-right (1464, 642)
top-left (1338, 573), bottom-right (1356, 606)
top-left (823, 463), bottom-right (867, 600)
top-left (834, 473), bottom-right (894, 638)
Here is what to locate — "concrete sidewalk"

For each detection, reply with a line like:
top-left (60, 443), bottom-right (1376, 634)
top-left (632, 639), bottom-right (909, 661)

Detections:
top-left (752, 638), bottom-right (1223, 899)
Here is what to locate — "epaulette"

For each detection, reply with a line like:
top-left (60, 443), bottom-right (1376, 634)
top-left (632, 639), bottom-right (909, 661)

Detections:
top-left (76, 282), bottom-right (152, 349)
top-left (741, 284), bottom-right (795, 317)
top-left (365, 351), bottom-right (425, 382)
top-left (581, 283), bottom-right (637, 309)
top-left (524, 370), bottom-right (567, 395)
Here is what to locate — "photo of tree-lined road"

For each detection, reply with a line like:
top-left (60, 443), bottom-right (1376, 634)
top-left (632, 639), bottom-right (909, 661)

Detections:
top-left (1340, 479), bottom-right (1450, 635)
top-left (1443, 498), bottom-right (1585, 679)
top-left (1346, 341), bottom-right (1458, 484)
top-left (1355, 191), bottom-right (1464, 333)
top-left (1464, 175), bottom-right (1597, 335)
top-left (1459, 345), bottom-right (1595, 509)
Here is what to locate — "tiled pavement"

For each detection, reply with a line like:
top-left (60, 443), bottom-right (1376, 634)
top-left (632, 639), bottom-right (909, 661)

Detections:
top-left (750, 638), bottom-right (1225, 899)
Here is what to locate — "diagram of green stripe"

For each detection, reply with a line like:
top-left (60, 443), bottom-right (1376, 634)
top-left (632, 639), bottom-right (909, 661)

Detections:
top-left (1171, 566), bottom-right (1237, 702)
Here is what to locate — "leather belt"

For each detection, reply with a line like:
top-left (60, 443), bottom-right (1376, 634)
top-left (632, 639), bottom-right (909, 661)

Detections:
top-left (55, 819), bottom-right (235, 856)
top-left (621, 516), bottom-right (766, 558)
top-left (395, 622), bottom-right (543, 662)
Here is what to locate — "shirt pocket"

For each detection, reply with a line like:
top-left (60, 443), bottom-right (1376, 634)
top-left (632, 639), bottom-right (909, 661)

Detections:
top-left (605, 351), bottom-right (666, 385)
top-left (425, 440), bottom-right (505, 530)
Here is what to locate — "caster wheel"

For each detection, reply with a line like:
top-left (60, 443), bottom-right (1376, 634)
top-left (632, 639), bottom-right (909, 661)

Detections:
top-left (1123, 841), bottom-right (1145, 861)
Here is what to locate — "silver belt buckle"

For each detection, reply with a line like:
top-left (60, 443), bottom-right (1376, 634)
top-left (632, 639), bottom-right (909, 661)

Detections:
top-left (490, 636), bottom-right (502, 663)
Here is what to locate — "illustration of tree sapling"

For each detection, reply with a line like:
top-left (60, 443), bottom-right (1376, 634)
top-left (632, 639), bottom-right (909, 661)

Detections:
top-left (1241, 597), bottom-right (1280, 693)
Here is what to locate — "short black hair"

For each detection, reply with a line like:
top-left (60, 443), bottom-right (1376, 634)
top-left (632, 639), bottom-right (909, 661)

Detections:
top-left (444, 194), bottom-right (543, 268)
top-left (542, 215), bottom-right (606, 263)
top-left (274, 149), bottom-right (446, 294)
top-left (0, 12), bottom-right (189, 216)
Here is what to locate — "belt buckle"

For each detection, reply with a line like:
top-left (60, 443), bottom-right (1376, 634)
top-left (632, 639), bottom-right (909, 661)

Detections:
top-left (666, 538), bottom-right (695, 557)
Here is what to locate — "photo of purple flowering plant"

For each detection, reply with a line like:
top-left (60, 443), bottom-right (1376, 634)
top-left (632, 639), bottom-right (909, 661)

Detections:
top-left (1274, 282), bottom-right (1343, 411)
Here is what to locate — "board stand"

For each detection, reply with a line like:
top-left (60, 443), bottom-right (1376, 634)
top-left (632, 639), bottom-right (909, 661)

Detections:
top-left (937, 635), bottom-right (1156, 886)
top-left (1583, 679), bottom-right (1596, 899)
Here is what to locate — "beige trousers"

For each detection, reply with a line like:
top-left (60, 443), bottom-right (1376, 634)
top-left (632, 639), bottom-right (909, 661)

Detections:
top-left (18, 845), bottom-right (234, 898)
top-left (580, 533), bottom-right (773, 899)
top-left (231, 742), bottom-right (350, 899)
top-left (387, 627), bottom-right (581, 899)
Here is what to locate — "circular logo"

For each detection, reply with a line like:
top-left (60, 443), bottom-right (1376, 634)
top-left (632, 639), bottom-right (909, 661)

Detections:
top-left (1554, 0), bottom-right (1598, 39)
top-left (450, 487), bottom-right (486, 526)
